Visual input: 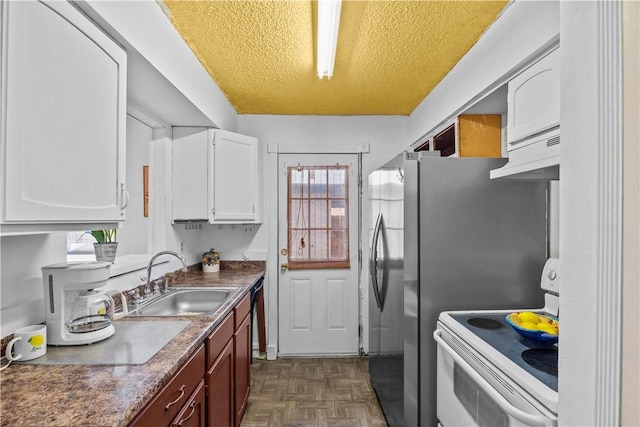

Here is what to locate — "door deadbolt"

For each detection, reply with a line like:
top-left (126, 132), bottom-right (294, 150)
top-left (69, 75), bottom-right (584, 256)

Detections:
top-left (280, 248), bottom-right (288, 256)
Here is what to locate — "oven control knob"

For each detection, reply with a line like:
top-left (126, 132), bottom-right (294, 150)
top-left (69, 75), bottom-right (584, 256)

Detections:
top-left (547, 270), bottom-right (557, 280)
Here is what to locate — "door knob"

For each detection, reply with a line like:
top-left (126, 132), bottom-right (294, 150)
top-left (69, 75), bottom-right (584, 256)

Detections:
top-left (281, 263), bottom-right (288, 271)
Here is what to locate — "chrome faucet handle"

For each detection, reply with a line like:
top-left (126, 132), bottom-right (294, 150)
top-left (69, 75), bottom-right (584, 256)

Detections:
top-left (139, 275), bottom-right (150, 294)
top-left (163, 273), bottom-right (173, 293)
top-left (152, 280), bottom-right (162, 295)
top-left (142, 284), bottom-right (155, 298)
top-left (127, 288), bottom-right (142, 307)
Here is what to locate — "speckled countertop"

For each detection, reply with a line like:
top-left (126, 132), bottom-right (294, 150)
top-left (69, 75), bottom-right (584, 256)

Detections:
top-left (0, 261), bottom-right (265, 427)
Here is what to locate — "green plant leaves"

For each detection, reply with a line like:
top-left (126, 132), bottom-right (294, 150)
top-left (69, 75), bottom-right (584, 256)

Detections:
top-left (91, 230), bottom-right (106, 244)
top-left (90, 229), bottom-right (117, 243)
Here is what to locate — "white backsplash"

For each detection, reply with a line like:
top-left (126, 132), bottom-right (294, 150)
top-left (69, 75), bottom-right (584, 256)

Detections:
top-left (0, 234), bottom-right (66, 336)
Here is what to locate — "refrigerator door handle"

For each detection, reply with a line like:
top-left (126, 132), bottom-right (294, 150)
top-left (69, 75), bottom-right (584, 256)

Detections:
top-left (370, 212), bottom-right (383, 310)
top-left (378, 215), bottom-right (390, 311)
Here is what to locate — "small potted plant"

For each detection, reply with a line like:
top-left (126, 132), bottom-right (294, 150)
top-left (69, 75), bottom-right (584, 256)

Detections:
top-left (91, 229), bottom-right (118, 263)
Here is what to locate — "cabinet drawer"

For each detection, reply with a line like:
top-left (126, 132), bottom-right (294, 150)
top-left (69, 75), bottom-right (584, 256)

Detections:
top-left (170, 380), bottom-right (206, 427)
top-left (207, 312), bottom-right (234, 368)
top-left (234, 293), bottom-right (251, 330)
top-left (130, 345), bottom-right (205, 427)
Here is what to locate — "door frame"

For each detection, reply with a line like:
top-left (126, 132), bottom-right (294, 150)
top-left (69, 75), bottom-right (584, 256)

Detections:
top-left (265, 143), bottom-right (369, 359)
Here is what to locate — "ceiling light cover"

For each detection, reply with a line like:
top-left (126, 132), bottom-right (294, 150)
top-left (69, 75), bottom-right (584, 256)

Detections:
top-left (317, 0), bottom-right (342, 79)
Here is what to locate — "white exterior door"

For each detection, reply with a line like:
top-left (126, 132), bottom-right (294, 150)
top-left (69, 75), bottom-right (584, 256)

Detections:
top-left (278, 153), bottom-right (360, 355)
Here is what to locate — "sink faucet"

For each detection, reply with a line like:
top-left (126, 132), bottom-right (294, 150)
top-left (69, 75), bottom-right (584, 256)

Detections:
top-left (145, 251), bottom-right (188, 296)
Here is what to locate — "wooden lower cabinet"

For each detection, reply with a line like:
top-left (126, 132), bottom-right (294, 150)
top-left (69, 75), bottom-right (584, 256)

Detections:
top-left (171, 381), bottom-right (206, 427)
top-left (205, 292), bottom-right (252, 427)
top-left (233, 313), bottom-right (251, 427)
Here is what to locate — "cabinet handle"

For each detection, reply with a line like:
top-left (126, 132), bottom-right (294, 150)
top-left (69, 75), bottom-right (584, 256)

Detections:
top-left (165, 385), bottom-right (186, 411)
top-left (176, 402), bottom-right (196, 426)
top-left (120, 184), bottom-right (130, 211)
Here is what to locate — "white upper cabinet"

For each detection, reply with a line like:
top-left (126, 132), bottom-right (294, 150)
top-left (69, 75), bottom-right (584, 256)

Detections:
top-left (172, 127), bottom-right (261, 224)
top-left (1, 1), bottom-right (127, 229)
top-left (491, 47), bottom-right (560, 180)
top-left (507, 47), bottom-right (560, 148)
top-left (211, 130), bottom-right (260, 222)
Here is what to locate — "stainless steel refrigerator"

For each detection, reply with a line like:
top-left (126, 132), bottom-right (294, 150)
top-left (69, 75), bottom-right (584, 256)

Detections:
top-left (368, 152), bottom-right (548, 427)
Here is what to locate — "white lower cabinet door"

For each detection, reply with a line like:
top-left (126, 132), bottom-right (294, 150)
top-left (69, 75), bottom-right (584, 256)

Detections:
top-left (2, 1), bottom-right (127, 224)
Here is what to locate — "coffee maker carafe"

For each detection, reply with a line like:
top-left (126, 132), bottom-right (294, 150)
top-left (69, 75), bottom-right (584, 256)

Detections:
top-left (42, 262), bottom-right (115, 346)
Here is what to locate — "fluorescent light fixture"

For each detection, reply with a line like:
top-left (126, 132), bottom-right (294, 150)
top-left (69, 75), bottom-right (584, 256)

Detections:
top-left (317, 0), bottom-right (342, 79)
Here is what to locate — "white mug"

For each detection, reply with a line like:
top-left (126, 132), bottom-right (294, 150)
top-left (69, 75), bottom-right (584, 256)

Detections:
top-left (5, 325), bottom-right (47, 361)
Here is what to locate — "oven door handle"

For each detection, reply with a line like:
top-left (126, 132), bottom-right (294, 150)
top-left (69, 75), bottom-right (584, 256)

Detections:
top-left (433, 329), bottom-right (546, 427)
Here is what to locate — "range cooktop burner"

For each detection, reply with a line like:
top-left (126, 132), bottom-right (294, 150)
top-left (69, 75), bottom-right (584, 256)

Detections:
top-left (467, 317), bottom-right (503, 329)
top-left (521, 348), bottom-right (558, 377)
top-left (449, 312), bottom-right (558, 392)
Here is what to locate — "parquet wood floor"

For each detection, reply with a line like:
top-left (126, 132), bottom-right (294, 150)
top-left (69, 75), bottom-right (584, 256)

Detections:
top-left (240, 357), bottom-right (388, 427)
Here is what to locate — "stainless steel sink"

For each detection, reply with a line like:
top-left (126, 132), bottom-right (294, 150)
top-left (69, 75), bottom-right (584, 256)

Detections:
top-left (127, 287), bottom-right (238, 317)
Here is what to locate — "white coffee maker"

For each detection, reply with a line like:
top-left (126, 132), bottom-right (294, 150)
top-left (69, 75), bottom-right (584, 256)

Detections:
top-left (42, 262), bottom-right (115, 346)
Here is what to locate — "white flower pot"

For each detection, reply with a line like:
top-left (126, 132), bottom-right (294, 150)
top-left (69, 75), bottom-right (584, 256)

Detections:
top-left (94, 243), bottom-right (118, 263)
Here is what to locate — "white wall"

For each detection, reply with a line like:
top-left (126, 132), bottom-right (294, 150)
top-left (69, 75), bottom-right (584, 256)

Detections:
top-left (240, 115), bottom-right (409, 173)
top-left (198, 225), bottom-right (265, 262)
top-left (0, 234), bottom-right (66, 336)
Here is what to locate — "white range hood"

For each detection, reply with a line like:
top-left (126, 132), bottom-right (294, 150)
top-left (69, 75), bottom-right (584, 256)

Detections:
top-left (491, 46), bottom-right (560, 181)
top-left (490, 127), bottom-right (560, 180)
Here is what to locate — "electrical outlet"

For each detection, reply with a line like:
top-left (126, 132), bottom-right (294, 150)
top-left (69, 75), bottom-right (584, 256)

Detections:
top-left (243, 226), bottom-right (254, 235)
top-left (179, 242), bottom-right (184, 253)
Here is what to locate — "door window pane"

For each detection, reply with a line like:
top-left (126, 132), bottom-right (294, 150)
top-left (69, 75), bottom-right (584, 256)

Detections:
top-left (328, 169), bottom-right (346, 198)
top-left (310, 199), bottom-right (328, 228)
top-left (287, 165), bottom-right (350, 269)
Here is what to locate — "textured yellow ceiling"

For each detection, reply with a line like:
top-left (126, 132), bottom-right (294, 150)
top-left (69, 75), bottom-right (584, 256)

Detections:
top-left (162, 0), bottom-right (509, 116)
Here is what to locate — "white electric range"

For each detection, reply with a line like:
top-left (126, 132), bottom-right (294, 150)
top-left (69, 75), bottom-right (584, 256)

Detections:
top-left (433, 258), bottom-right (560, 427)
